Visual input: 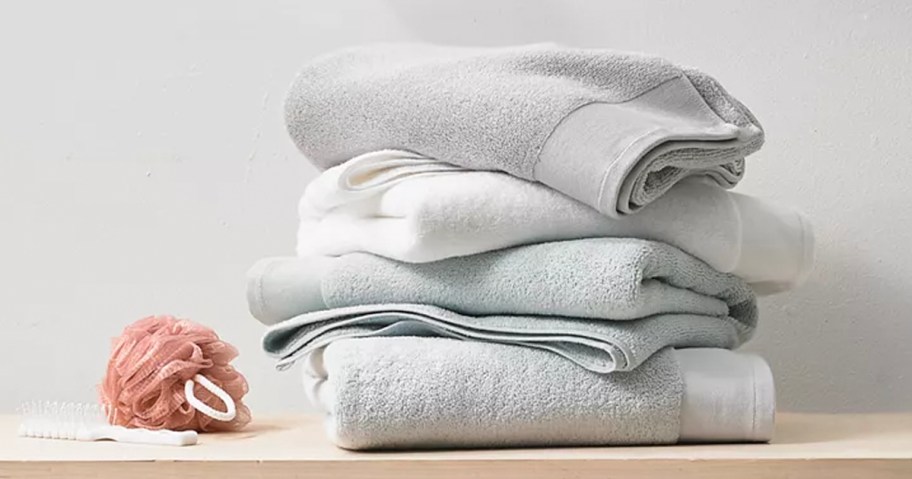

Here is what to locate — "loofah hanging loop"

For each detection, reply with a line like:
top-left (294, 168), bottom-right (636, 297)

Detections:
top-left (100, 315), bottom-right (251, 432)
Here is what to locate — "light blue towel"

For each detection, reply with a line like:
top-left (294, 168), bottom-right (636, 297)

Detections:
top-left (254, 239), bottom-right (756, 373)
top-left (302, 339), bottom-right (775, 450)
top-left (249, 238), bottom-right (756, 326)
top-left (261, 303), bottom-right (747, 373)
top-left (307, 338), bottom-right (684, 449)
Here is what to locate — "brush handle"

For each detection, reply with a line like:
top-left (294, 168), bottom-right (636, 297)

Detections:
top-left (93, 425), bottom-right (198, 446)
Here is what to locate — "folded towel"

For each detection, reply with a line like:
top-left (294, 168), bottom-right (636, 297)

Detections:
top-left (297, 150), bottom-right (814, 293)
top-left (250, 238), bottom-right (757, 326)
top-left (285, 43), bottom-right (764, 217)
top-left (261, 303), bottom-right (748, 373)
top-left (301, 338), bottom-right (775, 449)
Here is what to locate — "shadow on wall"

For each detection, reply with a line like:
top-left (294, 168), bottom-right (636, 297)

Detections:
top-left (749, 244), bottom-right (912, 413)
top-left (383, 0), bottom-right (579, 45)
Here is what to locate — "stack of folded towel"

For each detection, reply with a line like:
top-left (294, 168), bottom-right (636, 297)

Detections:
top-left (247, 43), bottom-right (814, 450)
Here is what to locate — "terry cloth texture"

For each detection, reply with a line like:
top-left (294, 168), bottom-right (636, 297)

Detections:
top-left (260, 303), bottom-right (748, 374)
top-left (307, 338), bottom-right (683, 449)
top-left (297, 150), bottom-right (814, 292)
top-left (249, 238), bottom-right (758, 326)
top-left (299, 339), bottom-right (775, 449)
top-left (284, 43), bottom-right (764, 217)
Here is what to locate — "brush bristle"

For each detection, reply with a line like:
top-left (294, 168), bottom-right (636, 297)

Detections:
top-left (18, 401), bottom-right (108, 440)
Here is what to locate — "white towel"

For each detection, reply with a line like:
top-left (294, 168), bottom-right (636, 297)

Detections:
top-left (298, 151), bottom-right (814, 294)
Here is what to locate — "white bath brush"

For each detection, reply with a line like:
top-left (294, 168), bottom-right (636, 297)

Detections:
top-left (17, 401), bottom-right (198, 446)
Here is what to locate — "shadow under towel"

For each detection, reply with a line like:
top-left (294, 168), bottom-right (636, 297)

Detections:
top-left (284, 43), bottom-right (764, 217)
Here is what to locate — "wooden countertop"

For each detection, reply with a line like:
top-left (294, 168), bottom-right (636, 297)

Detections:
top-left (2, 413), bottom-right (911, 478)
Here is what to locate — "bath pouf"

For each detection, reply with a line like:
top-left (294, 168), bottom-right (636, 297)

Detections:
top-left (100, 315), bottom-right (251, 432)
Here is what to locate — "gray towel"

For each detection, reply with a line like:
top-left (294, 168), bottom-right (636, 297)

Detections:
top-left (261, 303), bottom-right (747, 373)
top-left (285, 43), bottom-right (763, 217)
top-left (307, 338), bottom-right (683, 449)
top-left (303, 340), bottom-right (775, 449)
top-left (248, 238), bottom-right (757, 327)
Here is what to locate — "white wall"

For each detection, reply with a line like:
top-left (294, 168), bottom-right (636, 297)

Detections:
top-left (1, 0), bottom-right (911, 413)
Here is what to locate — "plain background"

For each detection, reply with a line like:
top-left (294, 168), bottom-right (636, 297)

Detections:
top-left (1, 0), bottom-right (911, 414)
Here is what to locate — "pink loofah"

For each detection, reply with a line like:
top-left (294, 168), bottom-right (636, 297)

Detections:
top-left (100, 315), bottom-right (251, 432)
